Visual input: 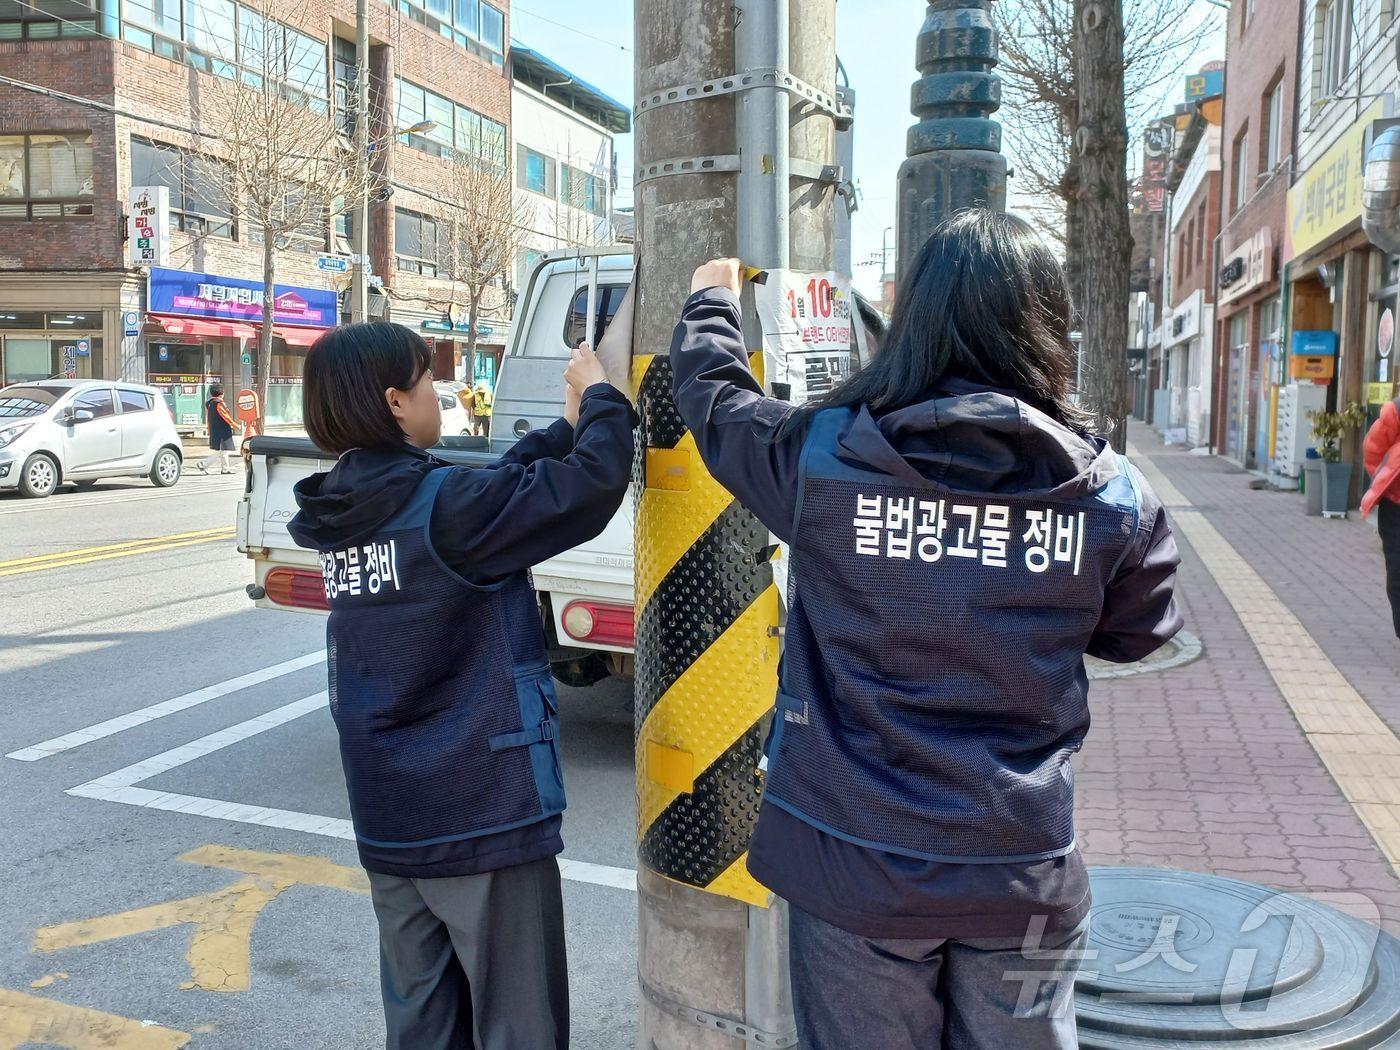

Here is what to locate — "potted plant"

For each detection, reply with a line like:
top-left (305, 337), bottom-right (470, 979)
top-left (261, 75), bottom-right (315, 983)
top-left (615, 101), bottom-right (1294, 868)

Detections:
top-left (1309, 402), bottom-right (1369, 518)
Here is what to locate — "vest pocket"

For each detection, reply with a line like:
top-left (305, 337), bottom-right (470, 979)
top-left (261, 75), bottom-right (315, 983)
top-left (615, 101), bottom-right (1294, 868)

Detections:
top-left (489, 668), bottom-right (566, 814)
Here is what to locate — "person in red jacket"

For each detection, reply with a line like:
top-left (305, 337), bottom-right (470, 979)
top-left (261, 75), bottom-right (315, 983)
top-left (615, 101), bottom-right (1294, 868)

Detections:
top-left (1362, 396), bottom-right (1400, 637)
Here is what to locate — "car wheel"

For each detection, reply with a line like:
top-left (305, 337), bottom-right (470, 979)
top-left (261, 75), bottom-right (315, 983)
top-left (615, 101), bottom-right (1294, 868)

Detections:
top-left (19, 453), bottom-right (59, 499)
top-left (150, 447), bottom-right (182, 488)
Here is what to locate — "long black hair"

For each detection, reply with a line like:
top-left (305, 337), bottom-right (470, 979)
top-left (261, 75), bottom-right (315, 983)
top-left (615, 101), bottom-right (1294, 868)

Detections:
top-left (303, 322), bottom-right (432, 454)
top-left (788, 210), bottom-right (1089, 434)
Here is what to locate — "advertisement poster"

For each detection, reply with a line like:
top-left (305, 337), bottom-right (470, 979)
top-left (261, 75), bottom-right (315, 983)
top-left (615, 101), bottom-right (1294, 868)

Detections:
top-left (753, 269), bottom-right (854, 405)
top-left (147, 267), bottom-right (338, 328)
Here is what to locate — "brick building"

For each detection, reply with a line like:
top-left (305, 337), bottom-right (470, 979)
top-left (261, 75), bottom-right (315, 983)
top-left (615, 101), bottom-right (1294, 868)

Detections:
top-left (1212, 0), bottom-right (1296, 469)
top-left (0, 0), bottom-right (511, 425)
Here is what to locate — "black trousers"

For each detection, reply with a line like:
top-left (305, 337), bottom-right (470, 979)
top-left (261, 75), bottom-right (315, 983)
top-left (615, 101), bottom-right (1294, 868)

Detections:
top-left (368, 857), bottom-right (568, 1050)
top-left (1381, 499), bottom-right (1400, 638)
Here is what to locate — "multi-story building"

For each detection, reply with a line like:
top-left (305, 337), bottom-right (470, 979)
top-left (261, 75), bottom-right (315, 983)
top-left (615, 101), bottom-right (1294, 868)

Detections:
top-left (0, 0), bottom-right (511, 424)
top-left (1163, 110), bottom-right (1222, 447)
top-left (509, 46), bottom-right (629, 290)
top-left (1212, 0), bottom-right (1297, 470)
top-left (1283, 0), bottom-right (1399, 495)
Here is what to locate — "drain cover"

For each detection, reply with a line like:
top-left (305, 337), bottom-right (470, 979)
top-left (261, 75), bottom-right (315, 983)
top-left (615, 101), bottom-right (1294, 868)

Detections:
top-left (1078, 868), bottom-right (1400, 1047)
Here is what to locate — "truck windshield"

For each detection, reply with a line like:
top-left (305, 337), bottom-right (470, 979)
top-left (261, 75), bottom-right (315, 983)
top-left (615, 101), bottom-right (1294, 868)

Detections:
top-left (0, 385), bottom-right (64, 419)
top-left (564, 285), bottom-right (628, 349)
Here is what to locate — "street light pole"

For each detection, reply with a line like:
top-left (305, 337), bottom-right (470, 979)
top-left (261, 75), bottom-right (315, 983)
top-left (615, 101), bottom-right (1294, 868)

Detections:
top-left (896, 0), bottom-right (1006, 278)
top-left (350, 0), bottom-right (370, 324)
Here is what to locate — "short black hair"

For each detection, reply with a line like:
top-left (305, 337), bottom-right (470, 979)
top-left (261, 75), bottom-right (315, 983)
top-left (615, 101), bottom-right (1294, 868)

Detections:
top-left (303, 323), bottom-right (431, 454)
top-left (210, 384), bottom-right (223, 397)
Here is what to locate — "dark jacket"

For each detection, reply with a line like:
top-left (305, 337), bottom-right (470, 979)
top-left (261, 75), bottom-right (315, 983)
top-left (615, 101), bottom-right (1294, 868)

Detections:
top-left (670, 288), bottom-right (1183, 937)
top-left (206, 396), bottom-right (235, 448)
top-left (289, 384), bottom-right (635, 877)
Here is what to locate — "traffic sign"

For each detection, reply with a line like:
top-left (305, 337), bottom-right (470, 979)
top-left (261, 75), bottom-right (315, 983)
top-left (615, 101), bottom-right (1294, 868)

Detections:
top-left (316, 254), bottom-right (352, 273)
top-left (123, 310), bottom-right (142, 337)
top-left (76, 338), bottom-right (91, 357)
top-left (241, 353), bottom-right (252, 365)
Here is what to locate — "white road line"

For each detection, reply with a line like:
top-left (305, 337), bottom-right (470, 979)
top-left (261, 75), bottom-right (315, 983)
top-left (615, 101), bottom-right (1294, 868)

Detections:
top-left (6, 650), bottom-right (326, 762)
top-left (0, 480), bottom-right (241, 516)
top-left (65, 689), bottom-right (640, 893)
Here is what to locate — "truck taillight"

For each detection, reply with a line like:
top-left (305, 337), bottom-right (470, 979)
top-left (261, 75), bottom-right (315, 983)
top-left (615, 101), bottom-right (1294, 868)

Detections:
top-left (263, 567), bottom-right (329, 611)
top-left (561, 600), bottom-right (634, 647)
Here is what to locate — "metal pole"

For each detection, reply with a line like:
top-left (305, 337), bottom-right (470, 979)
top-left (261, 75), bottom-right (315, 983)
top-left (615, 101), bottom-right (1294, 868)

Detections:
top-left (633, 0), bottom-right (838, 1046)
top-left (350, 0), bottom-right (370, 323)
top-left (896, 0), bottom-right (1006, 279)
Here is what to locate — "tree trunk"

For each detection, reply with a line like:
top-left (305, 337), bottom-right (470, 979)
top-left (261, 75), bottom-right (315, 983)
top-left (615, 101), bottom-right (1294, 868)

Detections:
top-left (1074, 0), bottom-right (1131, 451)
top-left (466, 290), bottom-right (481, 358)
top-left (1062, 150), bottom-right (1086, 329)
top-left (258, 236), bottom-right (276, 434)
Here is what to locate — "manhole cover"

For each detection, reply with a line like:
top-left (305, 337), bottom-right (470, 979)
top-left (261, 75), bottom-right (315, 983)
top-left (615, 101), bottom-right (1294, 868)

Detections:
top-left (1077, 868), bottom-right (1400, 1047)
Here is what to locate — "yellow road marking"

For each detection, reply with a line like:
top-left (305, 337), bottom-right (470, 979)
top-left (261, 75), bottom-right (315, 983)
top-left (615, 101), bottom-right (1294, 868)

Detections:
top-left (0, 988), bottom-right (189, 1049)
top-left (1129, 444), bottom-right (1400, 878)
top-left (0, 529), bottom-right (234, 578)
top-left (34, 846), bottom-right (368, 994)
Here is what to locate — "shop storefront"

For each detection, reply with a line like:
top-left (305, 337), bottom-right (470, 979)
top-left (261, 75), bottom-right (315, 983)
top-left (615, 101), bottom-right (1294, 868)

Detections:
top-left (145, 267), bottom-right (336, 428)
top-left (0, 272), bottom-right (144, 388)
top-left (1216, 229), bottom-right (1276, 468)
top-left (1163, 290), bottom-right (1212, 445)
top-left (416, 313), bottom-right (509, 388)
top-left (0, 311), bottom-right (104, 384)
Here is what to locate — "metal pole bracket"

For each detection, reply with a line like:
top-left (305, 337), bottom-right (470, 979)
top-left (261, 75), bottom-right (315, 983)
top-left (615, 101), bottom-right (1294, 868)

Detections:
top-left (636, 67), bottom-right (853, 126)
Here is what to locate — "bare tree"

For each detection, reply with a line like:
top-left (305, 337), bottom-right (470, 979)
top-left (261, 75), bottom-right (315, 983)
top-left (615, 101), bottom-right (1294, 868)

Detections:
top-left (996, 0), bottom-right (1219, 300)
top-left (441, 155), bottom-right (536, 359)
top-left (189, 0), bottom-right (374, 428)
top-left (551, 166), bottom-right (609, 250)
top-left (1075, 0), bottom-right (1131, 449)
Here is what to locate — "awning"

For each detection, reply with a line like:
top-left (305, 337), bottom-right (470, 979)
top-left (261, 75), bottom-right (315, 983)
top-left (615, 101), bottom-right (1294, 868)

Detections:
top-left (152, 315), bottom-right (324, 347)
top-left (153, 316), bottom-right (256, 340)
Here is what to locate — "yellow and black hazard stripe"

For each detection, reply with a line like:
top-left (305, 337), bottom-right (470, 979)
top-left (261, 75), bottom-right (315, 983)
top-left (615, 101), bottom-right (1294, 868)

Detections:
top-left (632, 352), bottom-right (782, 908)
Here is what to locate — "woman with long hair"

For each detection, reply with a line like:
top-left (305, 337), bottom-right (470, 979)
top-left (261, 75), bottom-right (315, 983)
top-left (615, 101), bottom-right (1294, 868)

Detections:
top-left (668, 210), bottom-right (1183, 1048)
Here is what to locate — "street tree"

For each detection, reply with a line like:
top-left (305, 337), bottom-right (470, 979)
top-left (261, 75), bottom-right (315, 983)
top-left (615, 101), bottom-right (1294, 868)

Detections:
top-left (1074, 0), bottom-right (1130, 448)
top-left (440, 153), bottom-right (535, 362)
top-left (190, 0), bottom-right (374, 428)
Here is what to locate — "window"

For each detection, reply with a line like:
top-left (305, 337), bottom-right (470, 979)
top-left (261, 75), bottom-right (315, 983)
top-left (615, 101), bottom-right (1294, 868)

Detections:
top-left (72, 387), bottom-right (116, 419)
top-left (333, 37), bottom-right (358, 136)
top-left (1319, 0), bottom-right (1353, 97)
top-left (130, 138), bottom-right (235, 239)
top-left (561, 165), bottom-right (606, 217)
top-left (1196, 203), bottom-right (1206, 263)
top-left (563, 285), bottom-right (628, 349)
top-left (119, 389), bottom-right (156, 413)
top-left (395, 209), bottom-right (443, 276)
top-left (1184, 222), bottom-right (1194, 276)
top-left (386, 0), bottom-right (504, 65)
top-left (396, 78), bottom-right (504, 167)
top-left (1264, 81), bottom-right (1283, 172)
top-left (518, 146), bottom-right (556, 196)
top-left (0, 133), bottom-right (94, 220)
top-left (1233, 128), bottom-right (1251, 212)
top-left (185, 0), bottom-right (238, 69)
top-left (0, 0), bottom-right (100, 40)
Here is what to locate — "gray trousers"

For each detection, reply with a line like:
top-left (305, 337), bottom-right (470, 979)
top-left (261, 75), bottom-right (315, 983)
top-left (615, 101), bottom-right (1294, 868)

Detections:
top-left (368, 858), bottom-right (569, 1050)
top-left (788, 905), bottom-right (1087, 1050)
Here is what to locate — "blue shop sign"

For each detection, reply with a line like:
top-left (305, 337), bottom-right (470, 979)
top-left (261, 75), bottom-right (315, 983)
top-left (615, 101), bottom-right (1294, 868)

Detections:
top-left (1293, 330), bottom-right (1338, 356)
top-left (148, 267), bottom-right (338, 328)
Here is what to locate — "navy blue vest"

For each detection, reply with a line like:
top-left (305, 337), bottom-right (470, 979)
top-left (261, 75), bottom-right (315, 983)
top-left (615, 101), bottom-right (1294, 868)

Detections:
top-left (317, 468), bottom-right (565, 873)
top-left (763, 408), bottom-right (1140, 863)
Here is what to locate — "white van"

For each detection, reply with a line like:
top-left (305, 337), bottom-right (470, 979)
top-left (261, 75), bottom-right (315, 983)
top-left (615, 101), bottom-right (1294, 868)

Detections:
top-left (0, 379), bottom-right (184, 498)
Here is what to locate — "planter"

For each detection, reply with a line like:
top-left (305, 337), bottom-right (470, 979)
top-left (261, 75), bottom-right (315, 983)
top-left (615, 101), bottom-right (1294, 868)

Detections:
top-left (1320, 461), bottom-right (1353, 518)
top-left (1302, 459), bottom-right (1323, 517)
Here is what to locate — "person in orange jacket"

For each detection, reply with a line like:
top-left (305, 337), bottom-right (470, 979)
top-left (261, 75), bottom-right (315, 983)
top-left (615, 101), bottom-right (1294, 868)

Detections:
top-left (1362, 395), bottom-right (1400, 637)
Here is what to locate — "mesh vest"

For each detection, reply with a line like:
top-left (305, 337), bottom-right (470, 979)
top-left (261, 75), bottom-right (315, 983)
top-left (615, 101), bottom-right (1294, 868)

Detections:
top-left (318, 468), bottom-right (564, 862)
top-left (763, 408), bottom-right (1140, 862)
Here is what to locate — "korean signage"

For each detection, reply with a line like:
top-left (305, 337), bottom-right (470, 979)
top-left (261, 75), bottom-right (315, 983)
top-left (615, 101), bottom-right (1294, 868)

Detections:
top-left (1287, 100), bottom-right (1387, 261)
top-left (1218, 229), bottom-right (1275, 305)
top-left (1139, 121), bottom-right (1174, 214)
top-left (128, 186), bottom-right (170, 268)
top-left (1165, 291), bottom-right (1203, 347)
top-left (147, 267), bottom-right (338, 328)
top-left (1184, 67), bottom-right (1225, 102)
top-left (754, 270), bottom-right (853, 404)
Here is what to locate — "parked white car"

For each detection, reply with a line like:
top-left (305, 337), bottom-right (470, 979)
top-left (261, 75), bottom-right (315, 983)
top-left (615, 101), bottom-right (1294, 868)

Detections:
top-left (0, 380), bottom-right (184, 498)
top-left (434, 381), bottom-right (475, 436)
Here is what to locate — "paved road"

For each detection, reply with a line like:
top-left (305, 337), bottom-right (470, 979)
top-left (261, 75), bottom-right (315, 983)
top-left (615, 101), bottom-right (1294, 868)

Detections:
top-left (0, 474), bottom-right (639, 1049)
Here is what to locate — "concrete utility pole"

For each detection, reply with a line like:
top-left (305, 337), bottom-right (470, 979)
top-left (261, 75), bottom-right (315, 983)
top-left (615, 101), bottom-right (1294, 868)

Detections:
top-left (631, 0), bottom-right (840, 1045)
top-left (349, 0), bottom-right (371, 323)
top-left (896, 0), bottom-right (1006, 279)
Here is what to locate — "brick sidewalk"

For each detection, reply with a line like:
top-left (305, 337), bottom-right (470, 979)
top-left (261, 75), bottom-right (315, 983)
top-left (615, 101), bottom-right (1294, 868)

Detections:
top-left (1076, 423), bottom-right (1400, 934)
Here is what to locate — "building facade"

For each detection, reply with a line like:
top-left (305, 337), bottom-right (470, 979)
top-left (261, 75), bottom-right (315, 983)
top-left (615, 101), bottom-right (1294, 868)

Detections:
top-left (0, 0), bottom-right (512, 423)
top-left (1281, 0), bottom-right (1399, 493)
top-left (510, 47), bottom-right (629, 292)
top-left (1212, 0), bottom-right (1297, 470)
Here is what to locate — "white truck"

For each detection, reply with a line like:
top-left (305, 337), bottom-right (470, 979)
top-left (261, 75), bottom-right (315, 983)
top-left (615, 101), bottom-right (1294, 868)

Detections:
top-left (236, 247), bottom-right (638, 688)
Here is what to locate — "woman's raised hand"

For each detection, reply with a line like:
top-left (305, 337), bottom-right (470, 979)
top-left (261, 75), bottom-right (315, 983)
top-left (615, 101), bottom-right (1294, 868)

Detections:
top-left (563, 343), bottom-right (609, 426)
top-left (691, 258), bottom-right (743, 295)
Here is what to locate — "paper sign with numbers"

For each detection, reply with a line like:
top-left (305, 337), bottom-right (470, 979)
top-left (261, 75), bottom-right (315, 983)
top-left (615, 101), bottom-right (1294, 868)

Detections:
top-left (753, 269), bottom-right (854, 406)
